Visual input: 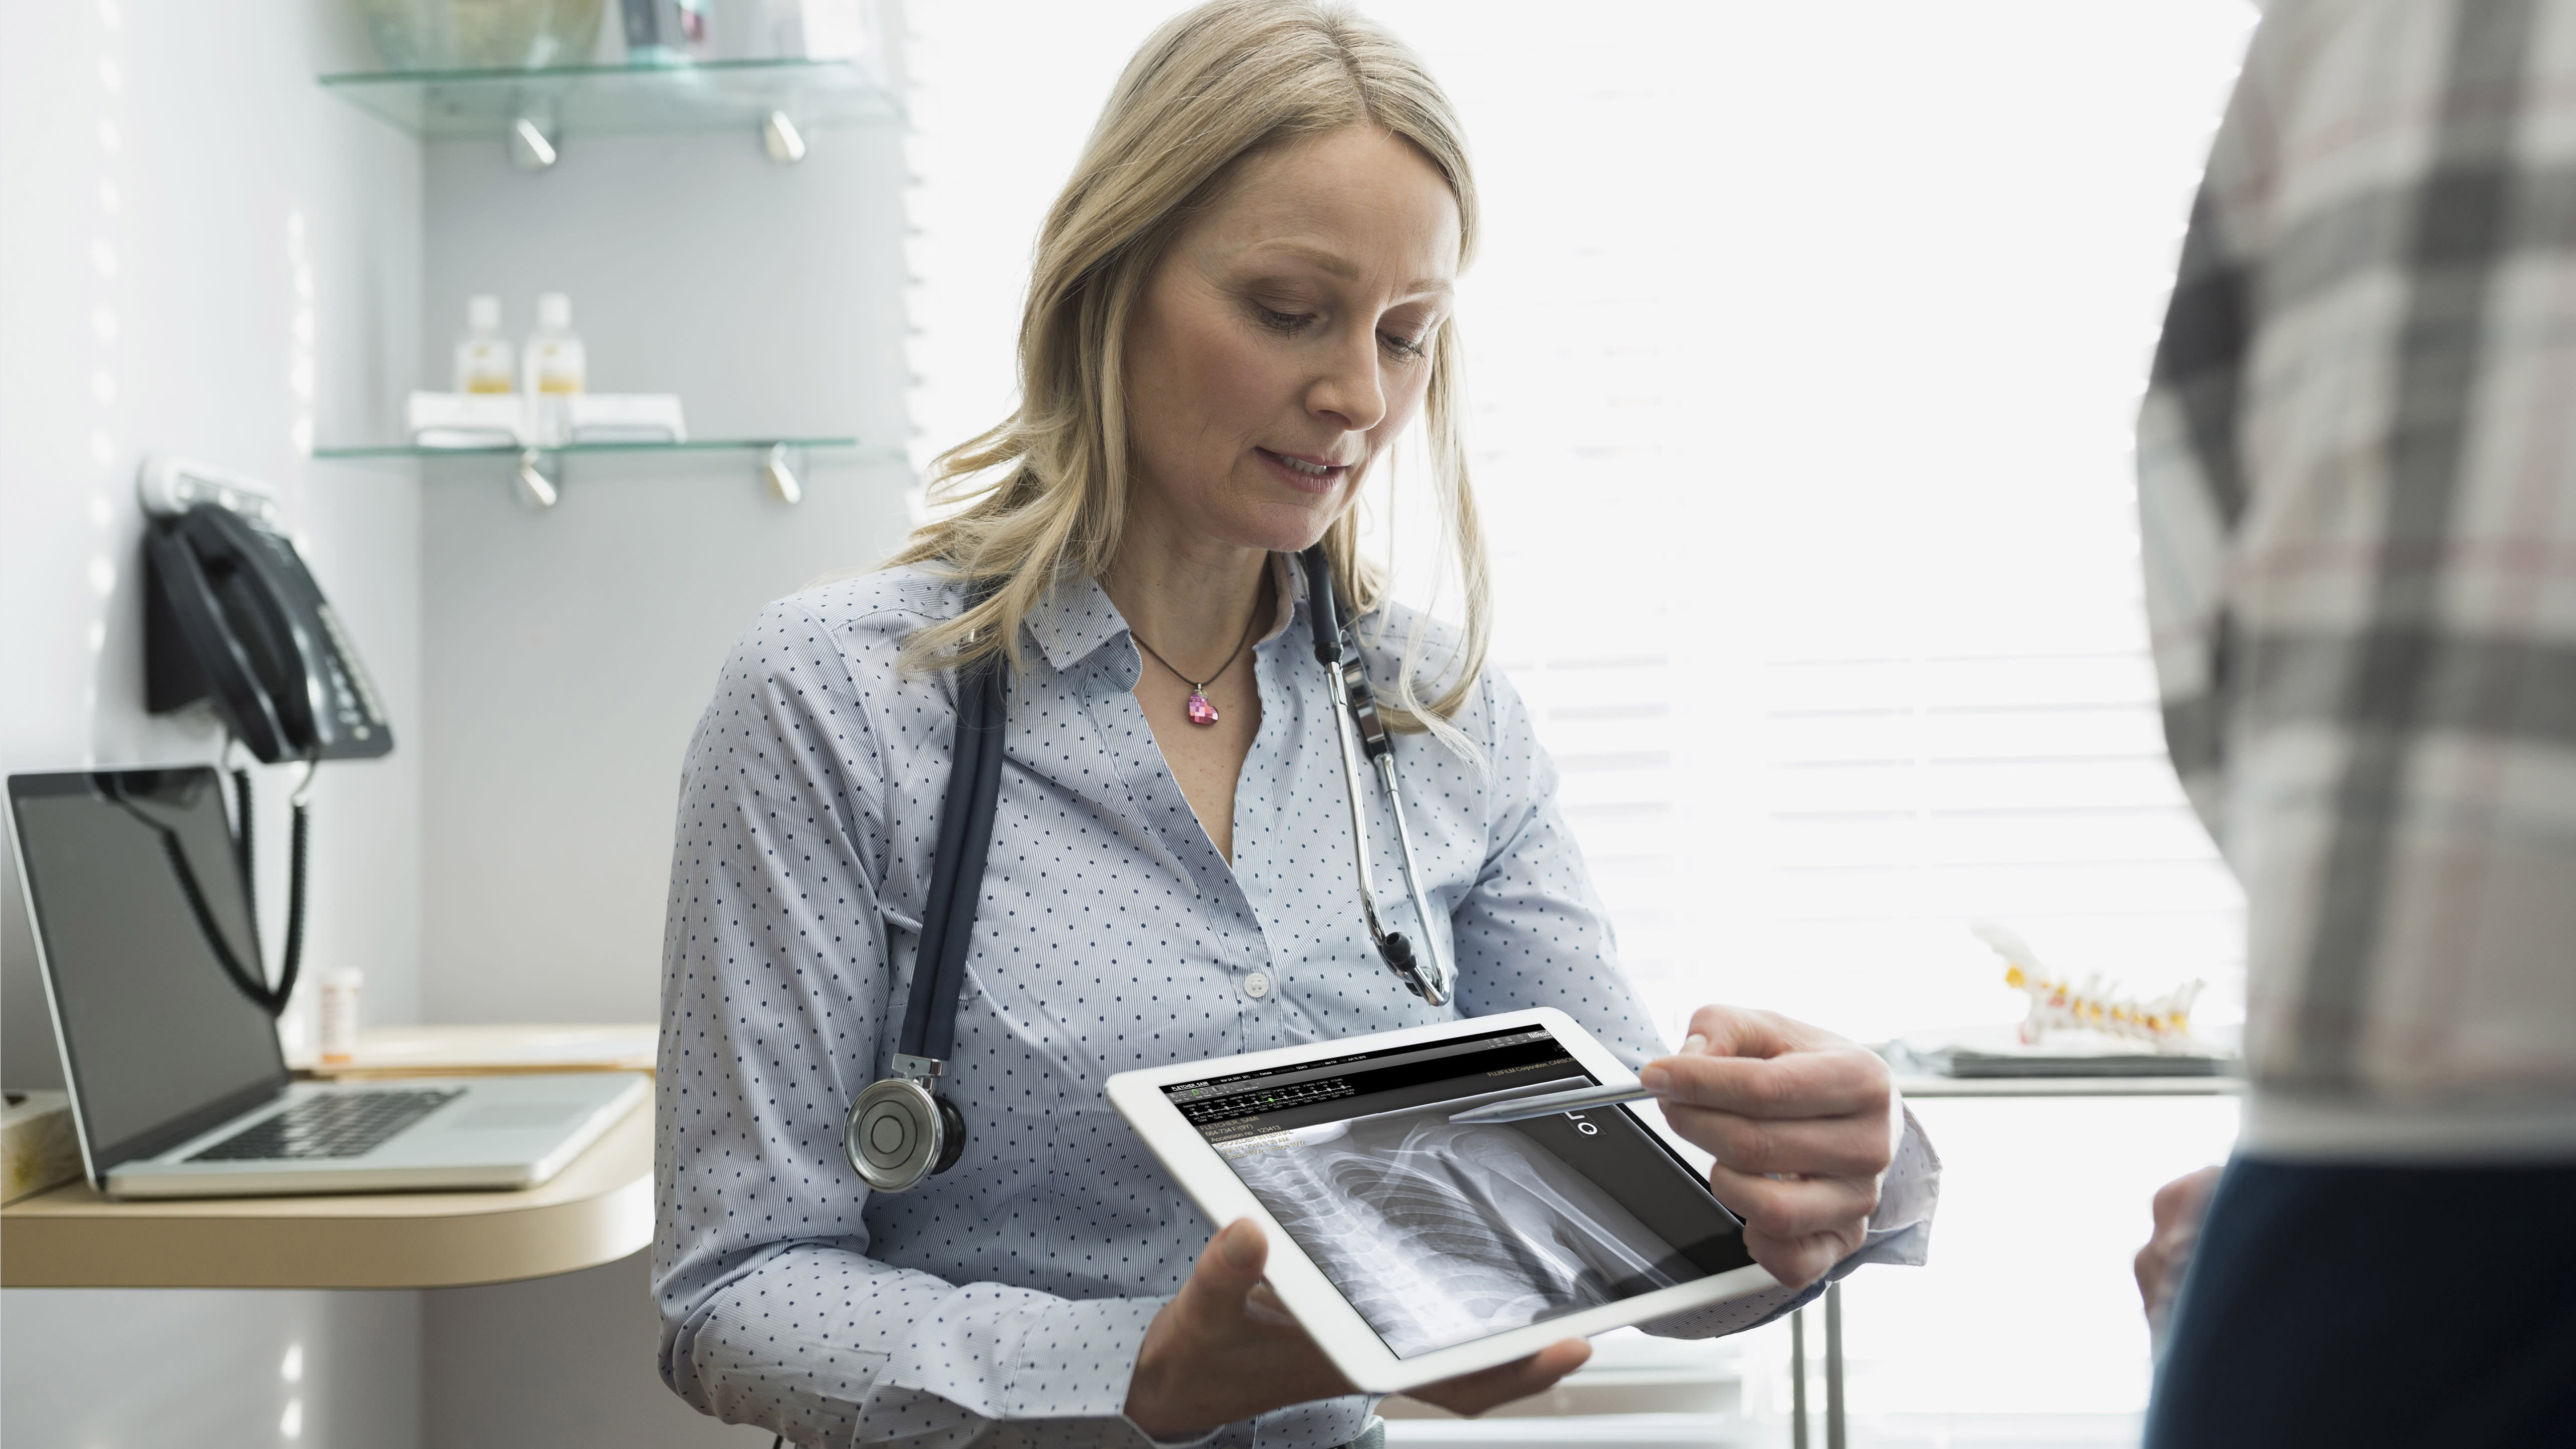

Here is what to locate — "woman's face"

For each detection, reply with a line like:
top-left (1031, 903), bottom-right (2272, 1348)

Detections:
top-left (1122, 125), bottom-right (1461, 557)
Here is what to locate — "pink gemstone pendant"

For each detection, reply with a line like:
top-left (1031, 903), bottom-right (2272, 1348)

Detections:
top-left (1185, 690), bottom-right (1220, 727)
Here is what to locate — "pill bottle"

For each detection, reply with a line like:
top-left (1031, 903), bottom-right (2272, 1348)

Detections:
top-left (318, 971), bottom-right (364, 1067)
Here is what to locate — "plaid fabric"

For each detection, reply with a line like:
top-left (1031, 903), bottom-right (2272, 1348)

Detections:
top-left (2138, 0), bottom-right (2576, 1110)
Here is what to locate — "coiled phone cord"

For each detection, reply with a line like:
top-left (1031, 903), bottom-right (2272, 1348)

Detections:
top-left (231, 764), bottom-right (257, 940)
top-left (111, 754), bottom-right (315, 1016)
top-left (278, 763), bottom-right (313, 1010)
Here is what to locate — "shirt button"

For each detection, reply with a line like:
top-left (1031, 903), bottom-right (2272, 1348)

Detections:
top-left (1241, 972), bottom-right (1273, 1001)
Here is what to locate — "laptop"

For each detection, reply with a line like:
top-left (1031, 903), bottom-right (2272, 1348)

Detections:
top-left (6, 767), bottom-right (646, 1198)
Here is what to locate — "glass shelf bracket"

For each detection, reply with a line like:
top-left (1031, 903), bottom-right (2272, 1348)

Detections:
top-left (312, 436), bottom-right (898, 510)
top-left (317, 59), bottom-right (902, 164)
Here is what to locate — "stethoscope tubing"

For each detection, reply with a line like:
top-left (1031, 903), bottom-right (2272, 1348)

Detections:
top-left (1320, 645), bottom-right (1401, 967)
top-left (894, 593), bottom-right (1008, 1071)
top-left (1302, 543), bottom-right (1455, 1006)
top-left (851, 552), bottom-right (1457, 1192)
top-left (1373, 749), bottom-right (1451, 1000)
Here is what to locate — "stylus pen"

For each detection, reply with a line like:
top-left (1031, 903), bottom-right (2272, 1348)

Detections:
top-left (1447, 1082), bottom-right (1661, 1125)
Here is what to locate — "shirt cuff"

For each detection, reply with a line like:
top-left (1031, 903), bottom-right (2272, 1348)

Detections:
top-left (1868, 1104), bottom-right (1943, 1250)
top-left (1009, 1295), bottom-right (1237, 1448)
top-left (849, 1294), bottom-right (1175, 1448)
top-left (1638, 1104), bottom-right (1942, 1339)
top-left (996, 1295), bottom-right (1167, 1419)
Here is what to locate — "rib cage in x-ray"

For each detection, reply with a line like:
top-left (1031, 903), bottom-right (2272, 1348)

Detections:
top-left (1228, 1086), bottom-right (1692, 1357)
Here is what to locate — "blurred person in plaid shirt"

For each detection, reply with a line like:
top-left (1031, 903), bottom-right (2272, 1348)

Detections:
top-left (2133, 0), bottom-right (2576, 1442)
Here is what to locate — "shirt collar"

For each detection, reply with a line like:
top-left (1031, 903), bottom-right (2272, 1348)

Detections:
top-left (1021, 573), bottom-right (1129, 674)
top-left (1021, 553), bottom-right (1307, 674)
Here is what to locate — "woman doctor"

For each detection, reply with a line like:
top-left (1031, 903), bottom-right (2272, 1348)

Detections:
top-left (654, 3), bottom-right (1938, 1444)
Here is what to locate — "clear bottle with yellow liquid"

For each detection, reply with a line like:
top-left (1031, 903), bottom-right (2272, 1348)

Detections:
top-left (452, 295), bottom-right (516, 395)
top-left (522, 292), bottom-right (588, 446)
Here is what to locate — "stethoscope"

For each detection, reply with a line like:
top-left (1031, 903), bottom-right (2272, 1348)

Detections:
top-left (844, 544), bottom-right (1458, 1193)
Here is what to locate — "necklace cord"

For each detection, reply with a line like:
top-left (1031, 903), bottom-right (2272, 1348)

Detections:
top-left (1131, 599), bottom-right (1261, 691)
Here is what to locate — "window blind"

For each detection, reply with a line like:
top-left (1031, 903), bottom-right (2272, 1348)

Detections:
top-left (905, 1), bottom-right (2258, 1045)
top-left (904, 0), bottom-right (2261, 1425)
top-left (1395, 0), bottom-right (2259, 1045)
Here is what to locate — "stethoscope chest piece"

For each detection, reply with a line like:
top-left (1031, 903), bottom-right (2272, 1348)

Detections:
top-left (846, 1076), bottom-right (968, 1193)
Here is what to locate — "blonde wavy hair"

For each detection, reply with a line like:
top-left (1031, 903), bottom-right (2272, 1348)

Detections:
top-left (889, 0), bottom-right (1489, 737)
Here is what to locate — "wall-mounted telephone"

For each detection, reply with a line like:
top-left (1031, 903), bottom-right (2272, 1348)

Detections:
top-left (134, 454), bottom-right (394, 1015)
top-left (140, 454), bottom-right (392, 765)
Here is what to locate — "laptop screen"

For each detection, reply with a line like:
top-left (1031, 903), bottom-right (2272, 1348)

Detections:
top-left (7, 768), bottom-right (288, 1170)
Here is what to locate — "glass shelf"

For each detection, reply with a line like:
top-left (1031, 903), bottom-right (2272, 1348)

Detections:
top-left (313, 435), bottom-right (877, 462)
top-left (317, 58), bottom-right (901, 140)
top-left (313, 436), bottom-right (900, 509)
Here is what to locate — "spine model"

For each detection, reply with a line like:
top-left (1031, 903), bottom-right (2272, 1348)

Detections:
top-left (1973, 922), bottom-right (2204, 1052)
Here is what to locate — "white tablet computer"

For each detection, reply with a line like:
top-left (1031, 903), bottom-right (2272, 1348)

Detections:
top-left (1105, 1007), bottom-right (1780, 1394)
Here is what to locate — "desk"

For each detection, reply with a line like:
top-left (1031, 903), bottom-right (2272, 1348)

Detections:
top-left (1894, 1075), bottom-right (2242, 1100)
top-left (1788, 1074), bottom-right (2241, 1449)
top-left (0, 1091), bottom-right (652, 1290)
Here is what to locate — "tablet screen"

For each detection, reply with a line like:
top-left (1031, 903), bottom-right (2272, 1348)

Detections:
top-left (1164, 1025), bottom-right (1754, 1357)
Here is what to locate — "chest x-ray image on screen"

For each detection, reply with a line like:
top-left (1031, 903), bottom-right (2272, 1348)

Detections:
top-left (1165, 1027), bottom-right (1753, 1357)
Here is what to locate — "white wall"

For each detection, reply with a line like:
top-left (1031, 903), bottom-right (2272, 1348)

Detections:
top-left (4, 1287), bottom-right (422, 1449)
top-left (425, 1253), bottom-right (763, 1448)
top-left (414, 123), bottom-right (916, 1028)
top-left (3, 6), bottom-right (911, 1444)
top-left (0, 0), bottom-right (426, 1443)
top-left (404, 41), bottom-right (914, 1449)
top-left (0, 0), bottom-right (427, 1091)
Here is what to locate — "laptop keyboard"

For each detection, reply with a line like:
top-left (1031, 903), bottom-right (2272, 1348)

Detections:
top-left (189, 1087), bottom-right (467, 1162)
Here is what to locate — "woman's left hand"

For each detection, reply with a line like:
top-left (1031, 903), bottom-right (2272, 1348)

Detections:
top-left (1640, 1005), bottom-right (1902, 1290)
top-left (1124, 1220), bottom-right (1589, 1438)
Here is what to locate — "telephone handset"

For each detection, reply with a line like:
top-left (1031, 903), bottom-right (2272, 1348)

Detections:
top-left (135, 454), bottom-right (393, 1016)
top-left (140, 457), bottom-right (392, 764)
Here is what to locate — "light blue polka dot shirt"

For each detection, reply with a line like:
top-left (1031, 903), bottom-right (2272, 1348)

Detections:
top-left (653, 557), bottom-right (1938, 1447)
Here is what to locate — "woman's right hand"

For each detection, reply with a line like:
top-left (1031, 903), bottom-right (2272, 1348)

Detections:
top-left (1123, 1219), bottom-right (1592, 1440)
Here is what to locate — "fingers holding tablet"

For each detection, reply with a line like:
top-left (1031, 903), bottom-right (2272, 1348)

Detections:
top-left (1655, 1109), bottom-right (1898, 1179)
top-left (1643, 1007), bottom-right (1897, 1119)
top-left (1398, 1335), bottom-right (1594, 1419)
top-left (1640, 1005), bottom-right (1903, 1290)
top-left (1703, 1166), bottom-right (1878, 1288)
top-left (1125, 1220), bottom-right (1353, 1438)
top-left (1125, 1219), bottom-right (1595, 1437)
